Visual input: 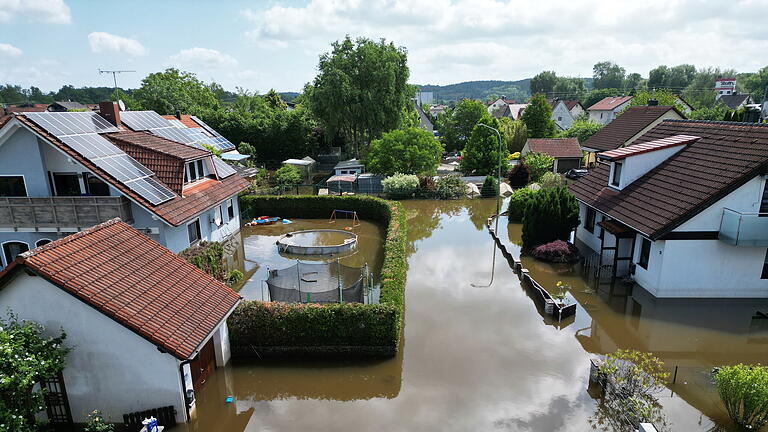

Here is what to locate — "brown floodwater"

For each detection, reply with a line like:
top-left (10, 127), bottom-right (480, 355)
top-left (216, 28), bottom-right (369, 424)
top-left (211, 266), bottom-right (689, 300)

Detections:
top-left (173, 198), bottom-right (768, 432)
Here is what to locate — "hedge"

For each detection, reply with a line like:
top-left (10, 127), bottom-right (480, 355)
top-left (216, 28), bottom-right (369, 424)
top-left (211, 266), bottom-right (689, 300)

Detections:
top-left (231, 195), bottom-right (408, 357)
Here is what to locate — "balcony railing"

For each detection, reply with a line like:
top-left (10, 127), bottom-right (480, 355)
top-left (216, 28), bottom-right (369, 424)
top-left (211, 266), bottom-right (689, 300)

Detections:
top-left (719, 208), bottom-right (768, 246)
top-left (0, 196), bottom-right (133, 230)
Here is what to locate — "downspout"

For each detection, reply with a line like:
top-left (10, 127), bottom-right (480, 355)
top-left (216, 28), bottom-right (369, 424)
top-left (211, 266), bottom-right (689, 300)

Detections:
top-left (178, 358), bottom-right (193, 422)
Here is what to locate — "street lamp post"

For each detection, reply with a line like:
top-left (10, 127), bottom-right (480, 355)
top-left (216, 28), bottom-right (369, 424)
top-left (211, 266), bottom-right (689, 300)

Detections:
top-left (476, 123), bottom-right (504, 234)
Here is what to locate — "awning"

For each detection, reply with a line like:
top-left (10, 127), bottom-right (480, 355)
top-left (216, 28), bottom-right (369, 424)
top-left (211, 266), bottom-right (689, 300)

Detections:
top-left (327, 175), bottom-right (356, 182)
top-left (221, 151), bottom-right (250, 161)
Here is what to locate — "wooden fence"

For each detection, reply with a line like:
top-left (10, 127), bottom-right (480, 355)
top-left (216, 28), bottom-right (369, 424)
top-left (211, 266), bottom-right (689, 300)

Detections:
top-left (0, 196), bottom-right (133, 229)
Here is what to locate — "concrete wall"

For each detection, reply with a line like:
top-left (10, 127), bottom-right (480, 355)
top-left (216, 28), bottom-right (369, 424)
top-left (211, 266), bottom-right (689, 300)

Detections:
top-left (0, 127), bottom-right (50, 196)
top-left (0, 272), bottom-right (187, 423)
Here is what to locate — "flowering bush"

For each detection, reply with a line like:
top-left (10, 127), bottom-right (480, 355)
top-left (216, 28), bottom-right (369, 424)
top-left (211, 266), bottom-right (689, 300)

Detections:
top-left (382, 173), bottom-right (419, 198)
top-left (539, 171), bottom-right (564, 188)
top-left (433, 175), bottom-right (466, 199)
top-left (530, 240), bottom-right (579, 263)
top-left (84, 410), bottom-right (114, 432)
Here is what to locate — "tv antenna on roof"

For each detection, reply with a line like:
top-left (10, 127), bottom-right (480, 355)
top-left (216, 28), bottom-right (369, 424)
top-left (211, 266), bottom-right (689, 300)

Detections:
top-left (99, 69), bottom-right (135, 109)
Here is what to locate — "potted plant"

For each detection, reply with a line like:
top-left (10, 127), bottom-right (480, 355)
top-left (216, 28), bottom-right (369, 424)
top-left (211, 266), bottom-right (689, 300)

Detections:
top-left (552, 281), bottom-right (571, 307)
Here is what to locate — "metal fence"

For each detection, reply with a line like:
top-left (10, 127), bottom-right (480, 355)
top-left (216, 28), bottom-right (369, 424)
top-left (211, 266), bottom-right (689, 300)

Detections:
top-left (265, 260), bottom-right (372, 304)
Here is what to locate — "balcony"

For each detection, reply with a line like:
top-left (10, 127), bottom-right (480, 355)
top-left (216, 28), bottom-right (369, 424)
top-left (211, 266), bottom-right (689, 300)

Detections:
top-left (719, 208), bottom-right (768, 246)
top-left (0, 196), bottom-right (133, 231)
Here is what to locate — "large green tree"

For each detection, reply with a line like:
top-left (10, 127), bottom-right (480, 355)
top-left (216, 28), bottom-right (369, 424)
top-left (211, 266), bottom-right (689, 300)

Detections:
top-left (134, 68), bottom-right (220, 115)
top-left (521, 186), bottom-right (579, 247)
top-left (741, 65), bottom-right (768, 101)
top-left (683, 67), bottom-right (738, 109)
top-left (593, 61), bottom-right (626, 90)
top-left (622, 89), bottom-right (688, 113)
top-left (558, 120), bottom-right (603, 143)
top-left (498, 117), bottom-right (528, 153)
top-left (460, 116), bottom-right (509, 175)
top-left (437, 98), bottom-right (487, 152)
top-left (365, 127), bottom-right (443, 176)
top-left (520, 94), bottom-right (557, 138)
top-left (308, 36), bottom-right (411, 156)
top-left (553, 77), bottom-right (587, 101)
top-left (530, 71), bottom-right (558, 96)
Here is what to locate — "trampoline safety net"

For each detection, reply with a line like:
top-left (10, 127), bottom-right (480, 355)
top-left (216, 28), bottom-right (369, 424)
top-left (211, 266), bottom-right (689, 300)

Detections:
top-left (266, 261), bottom-right (364, 303)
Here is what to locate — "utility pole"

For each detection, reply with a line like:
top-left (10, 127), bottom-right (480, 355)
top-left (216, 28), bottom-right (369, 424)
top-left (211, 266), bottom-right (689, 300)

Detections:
top-left (98, 69), bottom-right (135, 104)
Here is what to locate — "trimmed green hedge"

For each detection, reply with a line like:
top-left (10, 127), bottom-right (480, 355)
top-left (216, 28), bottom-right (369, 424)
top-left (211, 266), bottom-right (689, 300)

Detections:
top-left (231, 195), bottom-right (408, 357)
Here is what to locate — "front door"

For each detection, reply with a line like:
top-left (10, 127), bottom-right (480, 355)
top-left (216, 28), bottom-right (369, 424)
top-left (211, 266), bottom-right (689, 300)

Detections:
top-left (190, 338), bottom-right (216, 391)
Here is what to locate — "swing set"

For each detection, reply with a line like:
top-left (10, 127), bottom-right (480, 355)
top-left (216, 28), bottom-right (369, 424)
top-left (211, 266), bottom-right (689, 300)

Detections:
top-left (329, 209), bottom-right (361, 229)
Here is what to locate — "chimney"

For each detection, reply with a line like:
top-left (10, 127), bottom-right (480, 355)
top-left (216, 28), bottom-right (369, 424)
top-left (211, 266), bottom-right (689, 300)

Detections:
top-left (175, 110), bottom-right (182, 120)
top-left (647, 99), bottom-right (658, 106)
top-left (99, 101), bottom-right (121, 126)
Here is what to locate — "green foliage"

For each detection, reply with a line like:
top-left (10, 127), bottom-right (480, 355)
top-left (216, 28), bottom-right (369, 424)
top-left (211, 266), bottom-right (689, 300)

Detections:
top-left (179, 241), bottom-right (225, 281)
top-left (530, 71), bottom-right (558, 96)
top-left (521, 94), bottom-right (557, 138)
top-left (688, 104), bottom-right (733, 121)
top-left (460, 117), bottom-right (509, 175)
top-left (741, 65), bottom-right (768, 101)
top-left (234, 195), bottom-right (408, 355)
top-left (524, 152), bottom-right (555, 182)
top-left (264, 89), bottom-right (287, 110)
top-left (201, 143), bottom-right (222, 157)
top-left (623, 89), bottom-right (688, 113)
top-left (507, 187), bottom-right (537, 221)
top-left (84, 410), bottom-right (114, 432)
top-left (274, 165), bottom-right (303, 186)
top-left (683, 66), bottom-right (738, 109)
top-left (365, 127), bottom-right (443, 176)
top-left (648, 64), bottom-right (697, 90)
top-left (507, 163), bottom-right (531, 187)
top-left (714, 364), bottom-right (768, 430)
top-left (418, 80), bottom-right (529, 103)
top-left (308, 36), bottom-right (411, 156)
top-left (521, 186), bottom-right (579, 247)
top-left (399, 103), bottom-right (421, 129)
top-left (557, 119), bottom-right (603, 143)
top-left (0, 313), bottom-right (70, 432)
top-left (553, 77), bottom-right (587, 101)
top-left (480, 176), bottom-right (499, 198)
top-left (382, 173), bottom-right (420, 198)
top-left (133, 68), bottom-right (220, 115)
top-left (539, 171), bottom-right (564, 188)
top-left (433, 175), bottom-right (467, 199)
top-left (437, 99), bottom-right (488, 152)
top-left (225, 269), bottom-right (245, 286)
top-left (593, 61), bottom-right (626, 90)
top-left (498, 117), bottom-right (528, 153)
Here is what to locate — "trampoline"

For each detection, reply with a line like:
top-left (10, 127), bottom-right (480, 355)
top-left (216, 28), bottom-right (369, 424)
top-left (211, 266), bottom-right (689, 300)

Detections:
top-left (276, 229), bottom-right (357, 255)
top-left (265, 260), bottom-right (370, 303)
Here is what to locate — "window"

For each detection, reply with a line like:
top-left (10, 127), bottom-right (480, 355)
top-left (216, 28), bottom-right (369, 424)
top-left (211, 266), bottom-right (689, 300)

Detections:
top-left (187, 219), bottom-right (202, 245)
top-left (600, 112), bottom-right (604, 119)
top-left (185, 160), bottom-right (207, 184)
top-left (638, 237), bottom-right (651, 270)
top-left (227, 199), bottom-right (234, 219)
top-left (0, 176), bottom-right (27, 196)
top-left (611, 162), bottom-right (623, 187)
top-left (584, 207), bottom-right (596, 233)
top-left (197, 160), bottom-right (204, 177)
top-left (2, 241), bottom-right (29, 266)
top-left (84, 173), bottom-right (110, 196)
top-left (762, 250), bottom-right (768, 279)
top-left (557, 116), bottom-right (562, 121)
top-left (52, 173), bottom-right (81, 196)
top-left (35, 239), bottom-right (52, 248)
top-left (213, 206), bottom-right (222, 226)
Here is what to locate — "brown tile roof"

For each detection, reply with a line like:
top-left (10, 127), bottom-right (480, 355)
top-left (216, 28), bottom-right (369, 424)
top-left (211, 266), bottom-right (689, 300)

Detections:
top-left (526, 138), bottom-right (582, 159)
top-left (3, 105), bottom-right (48, 114)
top-left (106, 131), bottom-right (210, 160)
top-left (587, 96), bottom-right (633, 111)
top-left (0, 219), bottom-right (241, 360)
top-left (582, 106), bottom-right (684, 152)
top-left (564, 100), bottom-right (583, 111)
top-left (12, 114), bottom-right (249, 226)
top-left (569, 120), bottom-right (768, 239)
top-left (598, 134), bottom-right (699, 161)
top-left (162, 114), bottom-right (204, 130)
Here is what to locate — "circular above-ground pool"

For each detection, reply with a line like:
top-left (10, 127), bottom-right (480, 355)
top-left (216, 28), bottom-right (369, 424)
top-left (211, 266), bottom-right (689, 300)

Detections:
top-left (277, 229), bottom-right (357, 255)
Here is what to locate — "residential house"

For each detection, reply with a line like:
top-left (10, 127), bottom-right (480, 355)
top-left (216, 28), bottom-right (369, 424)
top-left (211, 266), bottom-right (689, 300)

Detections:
top-left (428, 104), bottom-right (448, 117)
top-left (674, 96), bottom-right (694, 115)
top-left (1, 103), bottom-right (49, 122)
top-left (0, 219), bottom-right (241, 425)
top-left (161, 112), bottom-right (249, 162)
top-left (282, 157), bottom-right (317, 183)
top-left (587, 96), bottom-right (633, 125)
top-left (566, 100), bottom-right (585, 119)
top-left (48, 101), bottom-right (88, 112)
top-left (521, 138), bottom-right (582, 173)
top-left (0, 102), bottom-right (249, 268)
top-left (714, 77), bottom-right (737, 99)
top-left (416, 103), bottom-right (434, 133)
top-left (487, 98), bottom-right (516, 115)
top-left (581, 105), bottom-right (685, 166)
top-left (334, 159), bottom-right (365, 176)
top-left (569, 120), bottom-right (768, 298)
top-left (718, 94), bottom-right (754, 110)
top-left (550, 99), bottom-right (578, 130)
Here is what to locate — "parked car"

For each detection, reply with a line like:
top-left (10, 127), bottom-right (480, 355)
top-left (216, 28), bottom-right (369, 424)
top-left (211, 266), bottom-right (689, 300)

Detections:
top-left (565, 168), bottom-right (589, 180)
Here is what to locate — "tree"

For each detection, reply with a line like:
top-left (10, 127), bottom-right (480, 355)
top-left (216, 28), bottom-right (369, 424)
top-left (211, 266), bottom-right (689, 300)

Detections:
top-left (558, 120), bottom-right (602, 143)
top-left (0, 313), bottom-right (70, 432)
top-left (521, 186), bottom-right (579, 247)
top-left (434, 175), bottom-right (466, 199)
top-left (133, 68), bottom-right (220, 115)
top-left (480, 176), bottom-right (499, 198)
top-left (507, 187), bottom-right (537, 221)
top-left (593, 61), bottom-right (626, 90)
top-left (524, 152), bottom-right (555, 182)
top-left (530, 71), bottom-right (558, 96)
top-left (365, 127), bottom-right (443, 176)
top-left (552, 77), bottom-right (587, 101)
top-left (520, 94), bottom-right (556, 138)
top-left (498, 117), bottom-right (528, 153)
top-left (382, 173), bottom-right (419, 198)
top-left (308, 36), bottom-right (411, 156)
top-left (688, 104), bottom-right (732, 121)
top-left (438, 99), bottom-right (487, 152)
top-left (714, 364), bottom-right (768, 430)
top-left (648, 64), bottom-right (696, 90)
top-left (623, 90), bottom-right (688, 113)
top-left (507, 163), bottom-right (531, 188)
top-left (264, 89), bottom-right (287, 110)
top-left (683, 67), bottom-right (738, 109)
top-left (741, 65), bottom-right (768, 101)
top-left (460, 116), bottom-right (509, 175)
top-left (274, 165), bottom-right (302, 186)
top-left (624, 73), bottom-right (644, 92)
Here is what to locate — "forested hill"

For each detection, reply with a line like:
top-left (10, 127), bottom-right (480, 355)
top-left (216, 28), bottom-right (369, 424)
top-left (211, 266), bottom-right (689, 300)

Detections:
top-left (416, 79), bottom-right (532, 103)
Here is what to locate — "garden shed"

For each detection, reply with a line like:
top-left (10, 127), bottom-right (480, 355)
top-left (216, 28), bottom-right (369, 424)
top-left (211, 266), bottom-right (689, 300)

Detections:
top-left (522, 138), bottom-right (583, 173)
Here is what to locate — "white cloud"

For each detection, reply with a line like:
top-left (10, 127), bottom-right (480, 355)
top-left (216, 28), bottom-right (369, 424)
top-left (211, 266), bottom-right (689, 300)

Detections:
top-left (0, 0), bottom-right (71, 24)
top-left (88, 32), bottom-right (146, 56)
top-left (0, 43), bottom-right (22, 57)
top-left (167, 47), bottom-right (238, 69)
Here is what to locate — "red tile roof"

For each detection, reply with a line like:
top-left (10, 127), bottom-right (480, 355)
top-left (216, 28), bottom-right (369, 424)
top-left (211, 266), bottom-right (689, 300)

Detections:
top-left (569, 120), bottom-right (768, 239)
top-left (0, 219), bottom-right (241, 360)
top-left (526, 138), bottom-right (582, 159)
top-left (582, 106), bottom-right (685, 152)
top-left (564, 100), bottom-right (583, 111)
top-left (598, 134), bottom-right (699, 161)
top-left (162, 114), bottom-right (203, 130)
top-left (588, 96), bottom-right (633, 111)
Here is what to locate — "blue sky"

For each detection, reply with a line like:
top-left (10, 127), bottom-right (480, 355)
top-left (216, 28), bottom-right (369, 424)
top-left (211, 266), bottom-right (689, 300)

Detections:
top-left (1, 0), bottom-right (767, 94)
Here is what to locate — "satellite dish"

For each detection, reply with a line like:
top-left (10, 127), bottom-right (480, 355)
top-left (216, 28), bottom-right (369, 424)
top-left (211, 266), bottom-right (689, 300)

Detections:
top-left (118, 100), bottom-right (126, 111)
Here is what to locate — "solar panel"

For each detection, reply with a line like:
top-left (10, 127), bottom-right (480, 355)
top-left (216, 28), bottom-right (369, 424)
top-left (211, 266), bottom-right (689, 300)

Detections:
top-left (190, 116), bottom-right (236, 151)
top-left (151, 127), bottom-right (199, 146)
top-left (26, 112), bottom-right (119, 136)
top-left (213, 157), bottom-right (237, 178)
top-left (125, 176), bottom-right (177, 205)
top-left (119, 111), bottom-right (174, 131)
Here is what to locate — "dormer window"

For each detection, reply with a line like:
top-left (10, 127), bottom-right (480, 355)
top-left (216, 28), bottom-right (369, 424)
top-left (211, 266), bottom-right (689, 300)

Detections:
top-left (611, 162), bottom-right (622, 187)
top-left (185, 160), bottom-right (206, 184)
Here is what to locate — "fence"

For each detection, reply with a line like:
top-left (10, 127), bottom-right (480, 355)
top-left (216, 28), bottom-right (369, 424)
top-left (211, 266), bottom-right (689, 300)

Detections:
top-left (123, 405), bottom-right (176, 427)
top-left (265, 260), bottom-right (370, 304)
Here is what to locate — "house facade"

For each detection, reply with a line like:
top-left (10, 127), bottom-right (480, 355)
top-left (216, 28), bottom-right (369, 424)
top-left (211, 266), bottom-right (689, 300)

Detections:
top-left (521, 138), bottom-right (582, 173)
top-left (551, 100), bottom-right (576, 130)
top-left (0, 103), bottom-right (249, 268)
top-left (0, 220), bottom-right (241, 424)
top-left (570, 120), bottom-right (768, 299)
top-left (334, 159), bottom-right (365, 175)
top-left (587, 96), bottom-right (633, 125)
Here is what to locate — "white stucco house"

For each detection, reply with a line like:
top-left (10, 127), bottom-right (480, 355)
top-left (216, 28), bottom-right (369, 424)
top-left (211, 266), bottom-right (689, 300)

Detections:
top-left (587, 96), bottom-right (633, 125)
top-left (570, 119), bottom-right (768, 298)
top-left (550, 99), bottom-right (586, 130)
top-left (0, 219), bottom-right (241, 425)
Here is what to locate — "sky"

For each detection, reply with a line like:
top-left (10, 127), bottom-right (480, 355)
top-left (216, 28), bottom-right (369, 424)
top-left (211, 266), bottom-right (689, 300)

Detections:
top-left (1, 0), bottom-right (767, 94)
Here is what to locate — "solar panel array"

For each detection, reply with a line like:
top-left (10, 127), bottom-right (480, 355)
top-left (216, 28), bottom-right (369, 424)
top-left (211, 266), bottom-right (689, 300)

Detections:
top-left (25, 112), bottom-right (176, 206)
top-left (190, 116), bottom-right (236, 151)
top-left (119, 111), bottom-right (175, 130)
top-left (213, 157), bottom-right (237, 178)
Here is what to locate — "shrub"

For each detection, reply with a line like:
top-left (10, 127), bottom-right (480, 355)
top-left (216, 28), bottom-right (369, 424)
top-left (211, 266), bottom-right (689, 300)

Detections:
top-left (480, 176), bottom-right (499, 198)
top-left (714, 364), bottom-right (768, 430)
top-left (434, 175), bottom-right (466, 199)
top-left (539, 171), bottom-right (564, 188)
top-left (521, 186), bottom-right (579, 247)
top-left (524, 152), bottom-right (555, 182)
top-left (507, 188), bottom-right (537, 221)
top-left (226, 269), bottom-right (244, 285)
top-left (274, 165), bottom-right (303, 186)
top-left (507, 163), bottom-right (531, 187)
top-left (417, 176), bottom-right (437, 197)
top-left (509, 151), bottom-right (521, 160)
top-left (179, 241), bottom-right (225, 281)
top-left (382, 173), bottom-right (419, 199)
top-left (530, 240), bottom-right (579, 263)
top-left (84, 410), bottom-right (114, 432)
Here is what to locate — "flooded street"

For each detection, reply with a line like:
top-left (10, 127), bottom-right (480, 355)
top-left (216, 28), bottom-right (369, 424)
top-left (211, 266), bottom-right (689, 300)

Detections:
top-left (177, 199), bottom-right (768, 431)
